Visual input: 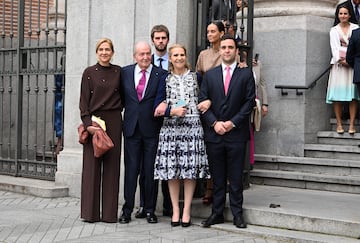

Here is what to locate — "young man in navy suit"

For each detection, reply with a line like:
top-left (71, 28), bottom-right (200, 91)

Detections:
top-left (119, 41), bottom-right (167, 224)
top-left (199, 34), bottom-right (255, 228)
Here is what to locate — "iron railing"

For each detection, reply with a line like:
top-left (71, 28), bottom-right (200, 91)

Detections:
top-left (275, 65), bottom-right (332, 96)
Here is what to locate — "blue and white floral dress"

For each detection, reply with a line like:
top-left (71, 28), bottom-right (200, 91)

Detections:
top-left (154, 70), bottom-right (210, 180)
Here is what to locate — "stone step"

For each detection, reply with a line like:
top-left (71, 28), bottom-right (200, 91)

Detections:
top-left (250, 169), bottom-right (360, 194)
top-left (304, 143), bottom-right (360, 161)
top-left (317, 131), bottom-right (360, 146)
top-left (192, 185), bottom-right (360, 240)
top-left (254, 154), bottom-right (360, 176)
top-left (206, 224), bottom-right (360, 243)
top-left (0, 175), bottom-right (68, 198)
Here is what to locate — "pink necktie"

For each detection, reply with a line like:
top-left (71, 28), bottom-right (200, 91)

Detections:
top-left (224, 66), bottom-right (231, 95)
top-left (137, 70), bottom-right (146, 101)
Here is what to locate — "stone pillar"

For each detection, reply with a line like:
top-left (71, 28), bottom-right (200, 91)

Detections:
top-left (56, 0), bottom-right (194, 200)
top-left (252, 0), bottom-right (337, 156)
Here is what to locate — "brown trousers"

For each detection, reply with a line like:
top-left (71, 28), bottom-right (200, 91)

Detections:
top-left (81, 110), bottom-right (122, 223)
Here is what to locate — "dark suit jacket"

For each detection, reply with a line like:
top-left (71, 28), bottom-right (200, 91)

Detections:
top-left (347, 28), bottom-right (360, 84)
top-left (121, 64), bottom-right (166, 137)
top-left (199, 64), bottom-right (255, 143)
top-left (211, 0), bottom-right (236, 22)
top-left (334, 0), bottom-right (358, 26)
top-left (151, 54), bottom-right (156, 67)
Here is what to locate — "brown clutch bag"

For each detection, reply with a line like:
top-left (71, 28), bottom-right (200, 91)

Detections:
top-left (92, 127), bottom-right (114, 158)
top-left (77, 122), bottom-right (114, 158)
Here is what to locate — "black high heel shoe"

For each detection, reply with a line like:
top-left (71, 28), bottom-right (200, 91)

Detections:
top-left (171, 220), bottom-right (181, 227)
top-left (181, 220), bottom-right (191, 227)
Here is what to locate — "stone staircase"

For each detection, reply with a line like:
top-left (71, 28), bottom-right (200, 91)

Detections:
top-left (251, 118), bottom-right (360, 194)
top-left (238, 118), bottom-right (360, 241)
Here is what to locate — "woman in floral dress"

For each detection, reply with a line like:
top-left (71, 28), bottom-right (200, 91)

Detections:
top-left (154, 44), bottom-right (210, 227)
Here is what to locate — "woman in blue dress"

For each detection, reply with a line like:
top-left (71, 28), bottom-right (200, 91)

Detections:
top-left (326, 4), bottom-right (360, 134)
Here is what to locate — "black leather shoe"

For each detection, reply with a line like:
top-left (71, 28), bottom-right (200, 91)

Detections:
top-left (201, 213), bottom-right (224, 227)
top-left (146, 212), bottom-right (158, 223)
top-left (233, 215), bottom-right (247, 228)
top-left (135, 207), bottom-right (146, 218)
top-left (118, 214), bottom-right (131, 224)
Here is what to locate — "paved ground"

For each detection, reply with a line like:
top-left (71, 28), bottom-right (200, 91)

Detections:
top-left (0, 190), bottom-right (282, 243)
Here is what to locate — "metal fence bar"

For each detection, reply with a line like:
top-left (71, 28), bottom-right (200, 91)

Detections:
top-left (0, 0), bottom-right (5, 159)
top-left (15, 0), bottom-right (25, 176)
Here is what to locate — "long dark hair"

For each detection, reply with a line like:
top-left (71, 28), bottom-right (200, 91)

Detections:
top-left (335, 3), bottom-right (351, 24)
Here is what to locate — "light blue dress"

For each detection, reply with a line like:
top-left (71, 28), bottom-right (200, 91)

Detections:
top-left (326, 23), bottom-right (360, 103)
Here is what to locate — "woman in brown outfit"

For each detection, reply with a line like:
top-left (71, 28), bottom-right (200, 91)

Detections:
top-left (79, 38), bottom-right (122, 223)
top-left (196, 21), bottom-right (225, 205)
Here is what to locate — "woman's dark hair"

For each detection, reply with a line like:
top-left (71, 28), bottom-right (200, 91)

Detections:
top-left (338, 3), bottom-right (351, 17)
top-left (334, 3), bottom-right (351, 26)
top-left (210, 20), bottom-right (225, 33)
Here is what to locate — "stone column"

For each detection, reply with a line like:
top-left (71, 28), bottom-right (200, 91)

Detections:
top-left (251, 0), bottom-right (338, 156)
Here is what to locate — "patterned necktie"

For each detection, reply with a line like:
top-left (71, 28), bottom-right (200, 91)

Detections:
top-left (224, 66), bottom-right (231, 95)
top-left (356, 5), bottom-right (359, 22)
top-left (158, 57), bottom-right (163, 69)
top-left (137, 70), bottom-right (146, 101)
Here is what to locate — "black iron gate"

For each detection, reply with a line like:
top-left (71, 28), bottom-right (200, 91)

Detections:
top-left (0, 0), bottom-right (66, 180)
top-left (192, 0), bottom-right (254, 192)
top-left (193, 0), bottom-right (254, 66)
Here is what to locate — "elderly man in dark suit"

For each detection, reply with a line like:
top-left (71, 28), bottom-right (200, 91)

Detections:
top-left (199, 34), bottom-right (255, 228)
top-left (135, 25), bottom-right (173, 219)
top-left (347, 28), bottom-right (360, 97)
top-left (334, 0), bottom-right (360, 26)
top-left (119, 41), bottom-right (167, 224)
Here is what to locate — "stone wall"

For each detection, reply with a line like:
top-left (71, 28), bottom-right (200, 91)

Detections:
top-left (252, 0), bottom-right (336, 156)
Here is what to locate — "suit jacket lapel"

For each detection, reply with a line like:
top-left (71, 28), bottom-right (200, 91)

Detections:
top-left (215, 66), bottom-right (226, 96)
top-left (129, 65), bottom-right (138, 98)
top-left (143, 67), bottom-right (161, 99)
top-left (227, 66), bottom-right (238, 96)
